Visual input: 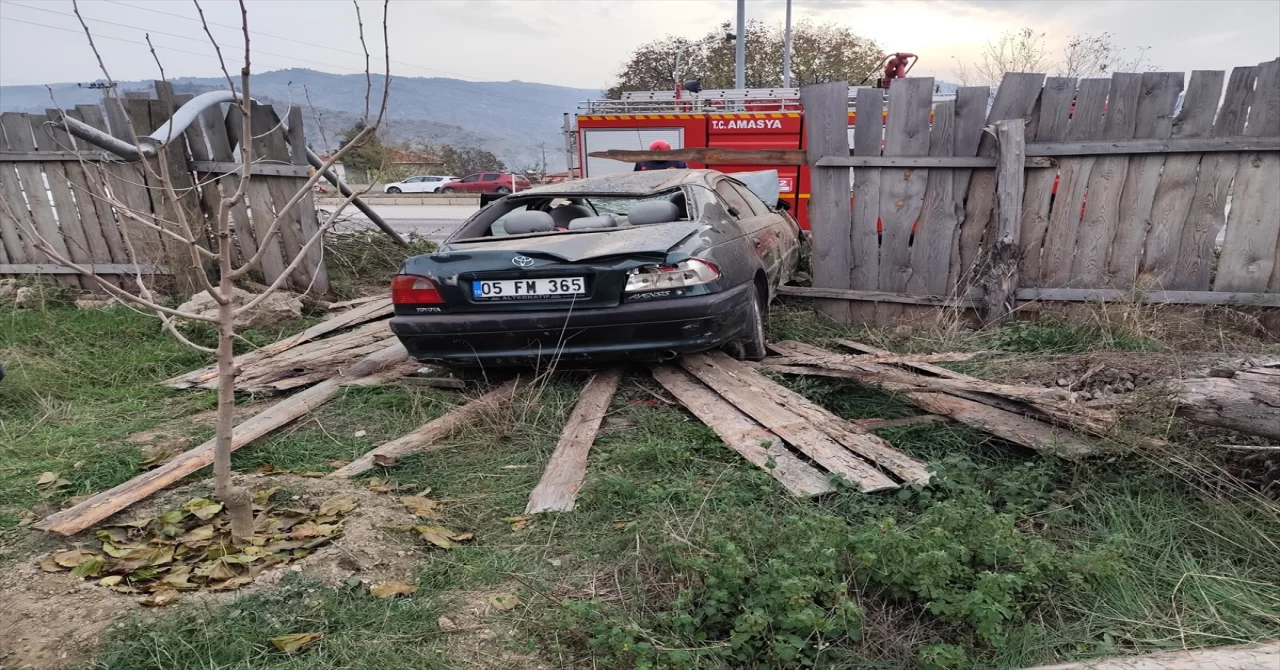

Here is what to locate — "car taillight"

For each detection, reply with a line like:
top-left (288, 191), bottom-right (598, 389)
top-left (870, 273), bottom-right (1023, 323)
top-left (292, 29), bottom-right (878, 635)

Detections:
top-left (624, 258), bottom-right (720, 293)
top-left (391, 274), bottom-right (444, 305)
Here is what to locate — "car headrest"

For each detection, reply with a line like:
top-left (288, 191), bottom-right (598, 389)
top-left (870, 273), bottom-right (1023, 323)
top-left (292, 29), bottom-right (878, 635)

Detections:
top-left (549, 204), bottom-right (593, 228)
top-left (567, 215), bottom-right (617, 230)
top-left (502, 210), bottom-right (555, 235)
top-left (628, 200), bottom-right (679, 225)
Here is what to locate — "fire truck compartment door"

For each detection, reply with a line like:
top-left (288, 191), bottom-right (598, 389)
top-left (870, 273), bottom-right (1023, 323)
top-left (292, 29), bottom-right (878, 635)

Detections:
top-left (583, 128), bottom-right (684, 177)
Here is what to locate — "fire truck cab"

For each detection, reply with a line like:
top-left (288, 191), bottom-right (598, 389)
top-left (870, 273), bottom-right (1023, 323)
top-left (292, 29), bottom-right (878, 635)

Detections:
top-left (566, 86), bottom-right (955, 230)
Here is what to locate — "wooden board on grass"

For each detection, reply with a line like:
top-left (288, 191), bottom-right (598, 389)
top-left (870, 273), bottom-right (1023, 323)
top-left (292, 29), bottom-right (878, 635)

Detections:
top-left (908, 392), bottom-right (1101, 459)
top-left (652, 365), bottom-right (833, 497)
top-left (526, 369), bottom-right (624, 513)
top-left (333, 378), bottom-right (522, 478)
top-left (703, 351), bottom-right (932, 484)
top-left (679, 353), bottom-right (897, 492)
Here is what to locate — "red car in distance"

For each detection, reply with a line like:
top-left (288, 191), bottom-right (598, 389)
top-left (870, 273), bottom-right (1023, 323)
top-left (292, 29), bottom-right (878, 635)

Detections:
top-left (439, 172), bottom-right (532, 195)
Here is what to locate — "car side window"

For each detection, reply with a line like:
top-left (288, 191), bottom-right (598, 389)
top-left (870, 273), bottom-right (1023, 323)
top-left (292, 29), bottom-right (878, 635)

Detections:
top-left (405, 177), bottom-right (421, 183)
top-left (482, 174), bottom-right (499, 182)
top-left (714, 180), bottom-right (754, 218)
top-left (727, 182), bottom-right (767, 216)
top-left (461, 175), bottom-right (478, 183)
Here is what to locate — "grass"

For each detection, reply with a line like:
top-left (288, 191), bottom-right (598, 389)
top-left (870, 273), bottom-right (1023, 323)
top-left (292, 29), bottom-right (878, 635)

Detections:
top-left (2, 299), bottom-right (1279, 669)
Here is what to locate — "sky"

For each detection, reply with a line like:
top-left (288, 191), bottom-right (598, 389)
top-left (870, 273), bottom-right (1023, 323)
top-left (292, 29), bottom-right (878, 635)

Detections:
top-left (0, 0), bottom-right (1277, 91)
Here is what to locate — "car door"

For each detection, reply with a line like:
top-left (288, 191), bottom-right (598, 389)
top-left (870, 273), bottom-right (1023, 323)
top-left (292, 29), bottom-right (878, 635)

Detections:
top-left (480, 173), bottom-right (501, 192)
top-left (425, 177), bottom-right (443, 192)
top-left (715, 178), bottom-right (793, 294)
top-left (403, 177), bottom-right (425, 193)
top-left (458, 174), bottom-right (480, 192)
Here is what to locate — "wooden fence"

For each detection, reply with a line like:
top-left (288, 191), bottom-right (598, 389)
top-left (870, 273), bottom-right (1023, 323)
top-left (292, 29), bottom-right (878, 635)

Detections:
top-left (795, 58), bottom-right (1280, 325)
top-left (0, 81), bottom-right (329, 297)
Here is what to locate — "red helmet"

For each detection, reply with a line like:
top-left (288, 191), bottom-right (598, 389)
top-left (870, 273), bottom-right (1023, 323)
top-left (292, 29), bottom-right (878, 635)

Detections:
top-left (648, 139), bottom-right (671, 151)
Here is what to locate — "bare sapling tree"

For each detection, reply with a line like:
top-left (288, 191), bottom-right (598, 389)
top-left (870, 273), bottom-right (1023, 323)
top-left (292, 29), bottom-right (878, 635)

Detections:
top-left (0, 0), bottom-right (392, 540)
top-left (954, 27), bottom-right (1153, 87)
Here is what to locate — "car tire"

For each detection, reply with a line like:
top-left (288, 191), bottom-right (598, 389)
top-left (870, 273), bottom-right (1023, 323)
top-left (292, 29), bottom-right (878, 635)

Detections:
top-left (494, 186), bottom-right (511, 194)
top-left (732, 283), bottom-right (768, 361)
top-left (386, 187), bottom-right (401, 194)
top-left (442, 187), bottom-right (456, 193)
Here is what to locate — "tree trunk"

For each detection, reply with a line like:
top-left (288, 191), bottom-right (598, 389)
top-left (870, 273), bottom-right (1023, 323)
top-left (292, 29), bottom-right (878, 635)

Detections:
top-left (1178, 371), bottom-right (1280, 440)
top-left (214, 224), bottom-right (254, 541)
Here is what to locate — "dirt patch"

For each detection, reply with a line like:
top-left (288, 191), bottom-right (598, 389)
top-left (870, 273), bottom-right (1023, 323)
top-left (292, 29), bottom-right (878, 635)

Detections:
top-left (0, 473), bottom-right (424, 669)
top-left (438, 586), bottom-right (554, 670)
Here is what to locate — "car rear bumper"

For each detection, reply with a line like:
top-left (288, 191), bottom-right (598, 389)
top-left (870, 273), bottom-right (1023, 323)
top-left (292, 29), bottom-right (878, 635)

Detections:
top-left (390, 282), bottom-right (756, 366)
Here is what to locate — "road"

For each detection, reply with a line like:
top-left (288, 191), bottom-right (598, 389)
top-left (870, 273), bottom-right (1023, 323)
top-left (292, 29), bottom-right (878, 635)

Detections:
top-left (324, 203), bottom-right (479, 242)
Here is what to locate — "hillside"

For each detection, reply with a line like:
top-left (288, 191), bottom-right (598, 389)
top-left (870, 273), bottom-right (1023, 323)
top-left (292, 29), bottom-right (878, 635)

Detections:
top-left (0, 69), bottom-right (599, 170)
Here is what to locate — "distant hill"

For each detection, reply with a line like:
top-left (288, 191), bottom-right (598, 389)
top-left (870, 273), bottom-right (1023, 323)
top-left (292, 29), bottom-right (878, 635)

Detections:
top-left (0, 68), bottom-right (600, 171)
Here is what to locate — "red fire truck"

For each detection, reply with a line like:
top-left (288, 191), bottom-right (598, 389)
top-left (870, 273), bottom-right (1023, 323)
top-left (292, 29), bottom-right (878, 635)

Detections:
top-left (566, 85), bottom-right (955, 230)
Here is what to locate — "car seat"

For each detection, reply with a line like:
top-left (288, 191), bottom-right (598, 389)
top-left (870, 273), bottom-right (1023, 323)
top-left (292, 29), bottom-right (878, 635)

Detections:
top-left (669, 191), bottom-right (689, 219)
top-left (502, 210), bottom-right (556, 235)
top-left (549, 203), bottom-right (593, 228)
top-left (627, 200), bottom-right (679, 225)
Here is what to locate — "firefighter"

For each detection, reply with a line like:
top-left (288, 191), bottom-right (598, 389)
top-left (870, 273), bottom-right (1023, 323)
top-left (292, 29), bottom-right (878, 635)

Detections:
top-left (633, 140), bottom-right (688, 171)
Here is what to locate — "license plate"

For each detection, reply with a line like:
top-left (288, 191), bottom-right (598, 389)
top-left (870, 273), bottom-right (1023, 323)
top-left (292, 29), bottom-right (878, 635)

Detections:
top-left (472, 277), bottom-right (585, 301)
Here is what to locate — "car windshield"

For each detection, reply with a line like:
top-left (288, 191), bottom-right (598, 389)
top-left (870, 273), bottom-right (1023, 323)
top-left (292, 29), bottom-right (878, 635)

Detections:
top-left (456, 190), bottom-right (690, 240)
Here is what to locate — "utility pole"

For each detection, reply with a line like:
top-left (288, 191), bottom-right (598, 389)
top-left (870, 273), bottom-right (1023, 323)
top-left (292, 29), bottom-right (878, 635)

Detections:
top-left (735, 0), bottom-right (746, 89)
top-left (782, 0), bottom-right (792, 88)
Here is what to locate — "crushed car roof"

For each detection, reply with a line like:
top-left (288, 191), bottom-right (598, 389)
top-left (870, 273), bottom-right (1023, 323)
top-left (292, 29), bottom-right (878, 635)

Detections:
top-left (511, 169), bottom-right (716, 197)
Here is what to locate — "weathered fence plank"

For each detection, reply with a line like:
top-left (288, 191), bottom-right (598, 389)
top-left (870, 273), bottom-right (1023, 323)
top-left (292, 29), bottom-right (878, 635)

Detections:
top-left (251, 103), bottom-right (313, 290)
top-left (200, 104), bottom-right (261, 273)
top-left (287, 104), bottom-right (330, 295)
top-left (1038, 78), bottom-right (1110, 287)
top-left (801, 81), bottom-right (854, 321)
top-left (1019, 77), bottom-right (1078, 282)
top-left (1105, 72), bottom-right (1184, 285)
top-left (1073, 73), bottom-right (1143, 287)
top-left (1215, 58), bottom-right (1280, 292)
top-left (226, 103), bottom-right (289, 285)
top-left (949, 86), bottom-right (991, 280)
top-left (907, 100), bottom-right (957, 297)
top-left (982, 118), bottom-right (1026, 324)
top-left (31, 112), bottom-right (99, 275)
top-left (876, 77), bottom-right (934, 323)
top-left (1168, 66), bottom-right (1257, 289)
top-left (60, 108), bottom-right (128, 269)
top-left (0, 112), bottom-right (79, 287)
top-left (848, 84), bottom-right (885, 323)
top-left (955, 73), bottom-right (1043, 292)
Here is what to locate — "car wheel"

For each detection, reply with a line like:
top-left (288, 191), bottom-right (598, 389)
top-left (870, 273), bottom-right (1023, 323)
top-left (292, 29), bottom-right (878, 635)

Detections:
top-left (442, 187), bottom-right (456, 193)
top-left (731, 283), bottom-right (768, 361)
top-left (386, 187), bottom-right (401, 194)
top-left (494, 186), bottom-right (511, 194)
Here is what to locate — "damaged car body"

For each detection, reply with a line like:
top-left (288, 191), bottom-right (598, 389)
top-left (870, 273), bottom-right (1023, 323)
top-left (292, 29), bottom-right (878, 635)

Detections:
top-left (389, 169), bottom-right (802, 366)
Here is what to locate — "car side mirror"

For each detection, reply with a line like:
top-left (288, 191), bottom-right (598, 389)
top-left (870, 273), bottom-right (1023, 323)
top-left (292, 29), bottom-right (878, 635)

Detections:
top-left (726, 205), bottom-right (741, 218)
top-left (775, 199), bottom-right (791, 211)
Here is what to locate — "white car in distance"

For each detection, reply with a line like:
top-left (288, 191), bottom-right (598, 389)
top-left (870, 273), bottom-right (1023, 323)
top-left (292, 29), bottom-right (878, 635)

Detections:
top-left (384, 176), bottom-right (457, 194)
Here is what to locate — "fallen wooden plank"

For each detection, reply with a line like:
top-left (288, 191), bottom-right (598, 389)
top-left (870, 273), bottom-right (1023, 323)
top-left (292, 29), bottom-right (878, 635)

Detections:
top-left (1015, 287), bottom-right (1280, 306)
top-left (908, 392), bottom-right (1102, 458)
top-left (526, 369), bottom-right (624, 513)
top-left (777, 285), bottom-right (980, 307)
top-left (652, 365), bottom-right (834, 497)
top-left (704, 351), bottom-right (933, 484)
top-left (332, 379), bottom-right (523, 478)
top-left (764, 350), bottom-right (986, 369)
top-left (326, 295), bottom-right (388, 311)
top-left (36, 342), bottom-right (409, 535)
top-left (1021, 639), bottom-right (1279, 670)
top-left (1178, 375), bottom-right (1280, 440)
top-left (855, 415), bottom-right (948, 430)
top-left (164, 299), bottom-right (393, 389)
top-left (679, 353), bottom-right (898, 492)
top-left (401, 376), bottom-right (468, 389)
top-left (830, 339), bottom-right (975, 381)
top-left (1025, 135), bottom-right (1280, 157)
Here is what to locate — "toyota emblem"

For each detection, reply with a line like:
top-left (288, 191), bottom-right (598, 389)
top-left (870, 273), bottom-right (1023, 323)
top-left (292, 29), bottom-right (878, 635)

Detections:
top-left (511, 255), bottom-right (535, 268)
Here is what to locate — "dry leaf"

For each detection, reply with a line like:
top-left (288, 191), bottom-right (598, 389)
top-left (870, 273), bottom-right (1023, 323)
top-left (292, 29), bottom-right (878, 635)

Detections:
top-left (71, 556), bottom-right (105, 578)
top-left (299, 471), bottom-right (326, 478)
top-left (369, 581), bottom-right (418, 598)
top-left (353, 430), bottom-right (367, 438)
top-left (17, 511), bottom-right (38, 527)
top-left (317, 496), bottom-right (358, 516)
top-left (178, 525), bottom-right (215, 544)
top-left (372, 453), bottom-right (398, 467)
top-left (415, 487), bottom-right (432, 497)
top-left (139, 590), bottom-right (178, 607)
top-left (414, 525), bottom-right (460, 549)
top-left (400, 496), bottom-right (443, 520)
top-left (488, 593), bottom-right (520, 611)
top-left (252, 487), bottom-right (281, 506)
top-left (38, 556), bottom-right (64, 573)
top-left (99, 575), bottom-right (123, 587)
top-left (53, 548), bottom-right (97, 568)
top-left (207, 576), bottom-right (251, 591)
top-left (450, 532), bottom-right (475, 542)
top-left (327, 460), bottom-right (349, 469)
top-left (503, 515), bottom-right (534, 531)
top-left (36, 471), bottom-right (60, 487)
top-left (182, 498), bottom-right (223, 521)
top-left (270, 632), bottom-right (323, 653)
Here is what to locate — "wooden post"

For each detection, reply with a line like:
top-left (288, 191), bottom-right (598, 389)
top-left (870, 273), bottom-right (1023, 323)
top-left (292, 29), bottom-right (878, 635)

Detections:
top-left (982, 118), bottom-right (1026, 326)
top-left (799, 81), bottom-right (853, 322)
